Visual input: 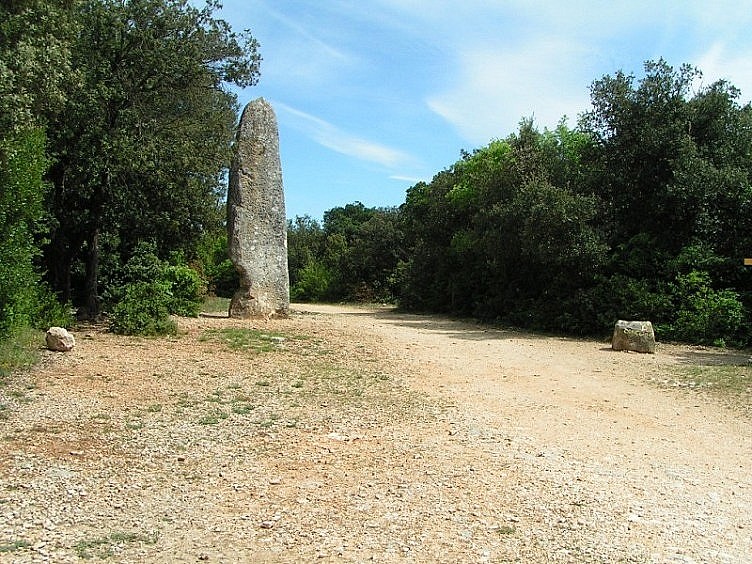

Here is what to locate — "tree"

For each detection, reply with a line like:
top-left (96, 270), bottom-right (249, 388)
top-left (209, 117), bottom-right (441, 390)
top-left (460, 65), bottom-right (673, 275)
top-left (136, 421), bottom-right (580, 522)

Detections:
top-left (0, 0), bottom-right (77, 337)
top-left (44, 0), bottom-right (261, 317)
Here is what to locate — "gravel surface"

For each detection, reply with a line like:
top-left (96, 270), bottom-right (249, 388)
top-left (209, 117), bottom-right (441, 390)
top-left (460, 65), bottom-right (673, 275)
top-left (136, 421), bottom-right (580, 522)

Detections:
top-left (1, 304), bottom-right (751, 563)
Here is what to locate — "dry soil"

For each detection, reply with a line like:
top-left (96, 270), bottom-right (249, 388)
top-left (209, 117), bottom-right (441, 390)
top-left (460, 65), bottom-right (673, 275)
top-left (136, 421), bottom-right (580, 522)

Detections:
top-left (1, 303), bottom-right (751, 563)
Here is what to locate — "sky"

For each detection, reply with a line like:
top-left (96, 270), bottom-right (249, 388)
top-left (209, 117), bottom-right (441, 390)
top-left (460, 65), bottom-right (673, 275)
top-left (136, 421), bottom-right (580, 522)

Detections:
top-left (216, 0), bottom-right (752, 221)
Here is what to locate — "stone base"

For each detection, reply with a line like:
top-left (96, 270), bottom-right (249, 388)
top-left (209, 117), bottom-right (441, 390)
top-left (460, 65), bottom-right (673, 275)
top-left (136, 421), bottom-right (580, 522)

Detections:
top-left (229, 289), bottom-right (289, 319)
top-left (612, 320), bottom-right (656, 354)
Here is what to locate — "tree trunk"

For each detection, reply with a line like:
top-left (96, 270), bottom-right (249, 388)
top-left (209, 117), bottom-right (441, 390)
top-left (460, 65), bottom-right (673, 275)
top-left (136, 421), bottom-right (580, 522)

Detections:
top-left (81, 227), bottom-right (101, 320)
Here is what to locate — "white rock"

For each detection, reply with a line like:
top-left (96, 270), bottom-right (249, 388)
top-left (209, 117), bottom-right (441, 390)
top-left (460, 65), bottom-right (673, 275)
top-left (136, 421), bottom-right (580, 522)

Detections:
top-left (46, 327), bottom-right (75, 352)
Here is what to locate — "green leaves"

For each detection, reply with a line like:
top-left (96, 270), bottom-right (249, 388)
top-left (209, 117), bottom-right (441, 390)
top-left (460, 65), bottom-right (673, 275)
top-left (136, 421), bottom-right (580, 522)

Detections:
top-left (39, 0), bottom-right (261, 317)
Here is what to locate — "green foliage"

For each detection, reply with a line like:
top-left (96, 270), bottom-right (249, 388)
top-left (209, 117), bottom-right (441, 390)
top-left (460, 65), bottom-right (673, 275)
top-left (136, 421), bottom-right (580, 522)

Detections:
top-left (109, 281), bottom-right (176, 336)
top-left (661, 271), bottom-right (746, 345)
top-left (0, 128), bottom-right (62, 338)
top-left (107, 241), bottom-right (204, 335)
top-left (197, 231), bottom-right (238, 298)
top-left (392, 59), bottom-right (752, 345)
top-left (42, 0), bottom-right (261, 316)
top-left (287, 207), bottom-right (404, 303)
top-left (291, 260), bottom-right (332, 302)
top-left (0, 327), bottom-right (42, 383)
top-left (164, 264), bottom-right (204, 317)
top-left (0, 0), bottom-right (77, 133)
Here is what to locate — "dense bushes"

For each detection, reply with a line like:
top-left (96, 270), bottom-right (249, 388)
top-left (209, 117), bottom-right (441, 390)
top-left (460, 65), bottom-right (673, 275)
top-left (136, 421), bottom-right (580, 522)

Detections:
top-left (108, 242), bottom-right (204, 335)
top-left (0, 129), bottom-right (73, 339)
top-left (290, 61), bottom-right (752, 347)
top-left (287, 204), bottom-right (403, 303)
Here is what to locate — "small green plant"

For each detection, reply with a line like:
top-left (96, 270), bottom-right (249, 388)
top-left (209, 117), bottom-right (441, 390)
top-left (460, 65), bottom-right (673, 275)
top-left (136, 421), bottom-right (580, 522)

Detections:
top-left (199, 409), bottom-right (228, 425)
top-left (164, 264), bottom-right (204, 317)
top-left (147, 403), bottom-right (162, 413)
top-left (206, 390), bottom-right (224, 403)
top-left (0, 327), bottom-right (42, 383)
top-left (231, 403), bottom-right (254, 415)
top-left (0, 539), bottom-right (31, 553)
top-left (199, 328), bottom-right (291, 352)
top-left (75, 531), bottom-right (157, 559)
top-left (125, 420), bottom-right (143, 430)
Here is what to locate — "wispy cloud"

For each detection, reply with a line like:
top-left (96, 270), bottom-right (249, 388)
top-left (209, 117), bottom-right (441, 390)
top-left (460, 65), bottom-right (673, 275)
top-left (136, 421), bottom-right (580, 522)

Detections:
top-left (694, 42), bottom-right (752, 100)
top-left (389, 174), bottom-right (425, 184)
top-left (426, 41), bottom-right (592, 145)
top-left (262, 4), bottom-right (351, 63)
top-left (276, 102), bottom-right (417, 169)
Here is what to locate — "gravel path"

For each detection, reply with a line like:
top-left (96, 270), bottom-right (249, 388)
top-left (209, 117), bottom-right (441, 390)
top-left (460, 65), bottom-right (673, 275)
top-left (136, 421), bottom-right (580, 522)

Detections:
top-left (1, 304), bottom-right (751, 563)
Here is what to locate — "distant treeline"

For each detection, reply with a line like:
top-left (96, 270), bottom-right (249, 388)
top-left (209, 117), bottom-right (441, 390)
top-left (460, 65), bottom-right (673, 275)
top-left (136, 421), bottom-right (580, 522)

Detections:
top-left (288, 60), bottom-right (752, 346)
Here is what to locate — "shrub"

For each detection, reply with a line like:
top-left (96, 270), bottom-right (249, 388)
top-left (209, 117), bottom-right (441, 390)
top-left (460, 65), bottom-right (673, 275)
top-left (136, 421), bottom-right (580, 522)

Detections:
top-left (207, 259), bottom-right (239, 298)
top-left (664, 271), bottom-right (745, 345)
top-left (0, 129), bottom-right (49, 339)
top-left (291, 260), bottom-right (331, 302)
top-left (164, 264), bottom-right (204, 317)
top-left (109, 281), bottom-right (176, 336)
top-left (107, 242), bottom-right (205, 334)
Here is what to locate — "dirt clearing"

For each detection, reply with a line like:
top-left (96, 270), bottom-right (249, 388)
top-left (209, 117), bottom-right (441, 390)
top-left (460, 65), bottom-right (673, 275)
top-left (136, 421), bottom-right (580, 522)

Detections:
top-left (1, 304), bottom-right (751, 562)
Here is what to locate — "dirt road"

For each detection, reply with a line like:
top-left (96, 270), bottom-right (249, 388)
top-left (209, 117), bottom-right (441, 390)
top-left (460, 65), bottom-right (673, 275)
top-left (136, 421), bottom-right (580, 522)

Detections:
top-left (1, 304), bottom-right (751, 562)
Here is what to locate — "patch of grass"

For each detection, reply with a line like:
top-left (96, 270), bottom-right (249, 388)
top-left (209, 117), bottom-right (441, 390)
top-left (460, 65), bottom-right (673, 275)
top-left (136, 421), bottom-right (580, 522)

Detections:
top-left (75, 531), bottom-right (157, 559)
top-left (231, 403), bottom-right (254, 415)
top-left (146, 403), bottom-right (162, 413)
top-left (7, 390), bottom-right (31, 403)
top-left (0, 327), bottom-right (42, 385)
top-left (666, 364), bottom-right (752, 413)
top-left (0, 539), bottom-right (31, 553)
top-left (206, 390), bottom-right (224, 403)
top-left (258, 414), bottom-right (280, 428)
top-left (199, 409), bottom-right (229, 425)
top-left (255, 379), bottom-right (271, 387)
top-left (199, 328), bottom-right (293, 353)
top-left (201, 296), bottom-right (230, 314)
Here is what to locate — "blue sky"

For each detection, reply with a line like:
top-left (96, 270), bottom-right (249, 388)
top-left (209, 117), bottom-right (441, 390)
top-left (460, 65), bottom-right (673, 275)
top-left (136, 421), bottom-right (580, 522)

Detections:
top-left (217, 0), bottom-right (752, 221)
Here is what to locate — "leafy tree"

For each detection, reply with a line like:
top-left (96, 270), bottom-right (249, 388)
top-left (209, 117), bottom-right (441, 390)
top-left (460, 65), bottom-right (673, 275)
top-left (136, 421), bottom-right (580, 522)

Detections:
top-left (0, 0), bottom-right (77, 338)
top-left (580, 59), bottom-right (752, 342)
top-left (44, 0), bottom-right (261, 318)
top-left (0, 0), bottom-right (78, 133)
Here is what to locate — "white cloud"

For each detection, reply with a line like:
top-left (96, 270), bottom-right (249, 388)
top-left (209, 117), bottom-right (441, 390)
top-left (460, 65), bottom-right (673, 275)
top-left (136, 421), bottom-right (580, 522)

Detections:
top-left (694, 43), bottom-right (752, 101)
top-left (276, 102), bottom-right (416, 169)
top-left (426, 41), bottom-right (592, 145)
top-left (389, 175), bottom-right (425, 184)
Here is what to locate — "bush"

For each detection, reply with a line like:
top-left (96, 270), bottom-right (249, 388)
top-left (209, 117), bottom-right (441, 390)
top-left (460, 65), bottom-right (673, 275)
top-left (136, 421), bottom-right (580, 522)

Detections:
top-left (107, 242), bottom-right (205, 334)
top-left (663, 271), bottom-right (745, 345)
top-left (164, 264), bottom-right (204, 317)
top-left (109, 281), bottom-right (176, 336)
top-left (291, 260), bottom-right (331, 302)
top-left (0, 129), bottom-right (49, 339)
top-left (207, 259), bottom-right (239, 298)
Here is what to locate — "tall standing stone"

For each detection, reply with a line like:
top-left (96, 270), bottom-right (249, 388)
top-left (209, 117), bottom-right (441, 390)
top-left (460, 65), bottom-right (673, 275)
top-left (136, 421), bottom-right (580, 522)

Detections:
top-left (227, 98), bottom-right (290, 318)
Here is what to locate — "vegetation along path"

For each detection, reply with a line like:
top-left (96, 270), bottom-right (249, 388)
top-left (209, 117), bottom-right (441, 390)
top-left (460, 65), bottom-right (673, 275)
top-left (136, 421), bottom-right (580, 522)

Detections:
top-left (1, 304), bottom-right (751, 562)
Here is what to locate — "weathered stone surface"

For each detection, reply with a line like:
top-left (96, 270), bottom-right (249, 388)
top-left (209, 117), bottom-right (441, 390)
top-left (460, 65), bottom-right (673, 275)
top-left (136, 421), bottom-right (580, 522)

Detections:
top-left (612, 320), bottom-right (656, 354)
top-left (46, 327), bottom-right (76, 352)
top-left (227, 98), bottom-right (290, 318)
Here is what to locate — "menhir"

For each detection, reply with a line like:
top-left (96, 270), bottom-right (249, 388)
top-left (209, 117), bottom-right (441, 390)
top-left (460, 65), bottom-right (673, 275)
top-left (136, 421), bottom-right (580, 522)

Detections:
top-left (227, 98), bottom-right (290, 318)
